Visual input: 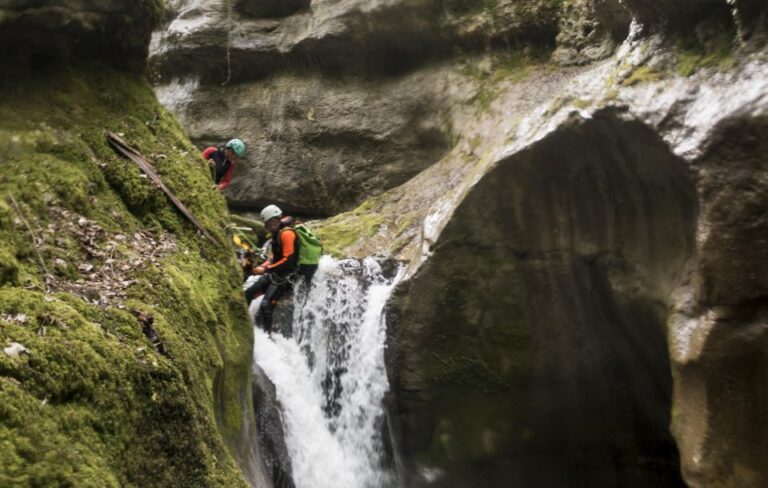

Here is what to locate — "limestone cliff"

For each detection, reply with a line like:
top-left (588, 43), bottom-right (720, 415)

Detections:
top-left (150, 0), bottom-right (565, 215)
top-left (0, 2), bottom-right (266, 486)
top-left (151, 0), bottom-right (768, 487)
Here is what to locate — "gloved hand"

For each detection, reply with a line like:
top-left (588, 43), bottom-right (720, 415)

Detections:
top-left (252, 266), bottom-right (266, 275)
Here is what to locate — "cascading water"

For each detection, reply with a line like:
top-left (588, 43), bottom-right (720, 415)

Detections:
top-left (252, 256), bottom-right (401, 488)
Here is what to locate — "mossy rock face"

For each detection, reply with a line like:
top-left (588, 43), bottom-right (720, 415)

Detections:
top-left (0, 65), bottom-right (254, 487)
top-left (0, 246), bottom-right (19, 286)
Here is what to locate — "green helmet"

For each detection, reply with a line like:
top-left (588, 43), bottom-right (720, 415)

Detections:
top-left (225, 138), bottom-right (246, 157)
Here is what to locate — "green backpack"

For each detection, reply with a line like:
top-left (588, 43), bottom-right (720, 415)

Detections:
top-left (295, 224), bottom-right (323, 265)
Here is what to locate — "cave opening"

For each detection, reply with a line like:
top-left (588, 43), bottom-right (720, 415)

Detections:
top-left (481, 111), bottom-right (697, 486)
top-left (390, 110), bottom-right (698, 487)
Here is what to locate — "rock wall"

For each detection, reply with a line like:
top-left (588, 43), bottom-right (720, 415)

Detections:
top-left (151, 0), bottom-right (768, 487)
top-left (150, 0), bottom-right (564, 215)
top-left (0, 2), bottom-right (267, 486)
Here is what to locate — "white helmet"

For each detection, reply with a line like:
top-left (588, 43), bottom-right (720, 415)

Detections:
top-left (260, 204), bottom-right (282, 222)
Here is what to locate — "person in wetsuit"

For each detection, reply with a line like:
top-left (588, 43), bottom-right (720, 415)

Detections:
top-left (201, 138), bottom-right (246, 191)
top-left (244, 204), bottom-right (300, 333)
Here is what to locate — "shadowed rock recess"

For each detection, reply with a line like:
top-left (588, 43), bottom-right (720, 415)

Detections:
top-left (387, 112), bottom-right (696, 487)
top-left (0, 0), bottom-right (163, 73)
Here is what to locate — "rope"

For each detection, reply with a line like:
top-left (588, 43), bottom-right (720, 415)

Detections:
top-left (268, 271), bottom-right (300, 286)
top-left (222, 0), bottom-right (234, 86)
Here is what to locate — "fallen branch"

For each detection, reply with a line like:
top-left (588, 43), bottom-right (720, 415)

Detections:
top-left (106, 132), bottom-right (218, 245)
top-left (8, 192), bottom-right (50, 278)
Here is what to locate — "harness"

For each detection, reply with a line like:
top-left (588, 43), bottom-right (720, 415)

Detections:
top-left (267, 226), bottom-right (301, 285)
top-left (268, 271), bottom-right (300, 286)
top-left (210, 146), bottom-right (232, 183)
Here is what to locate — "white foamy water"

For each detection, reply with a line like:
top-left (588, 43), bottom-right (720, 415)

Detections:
top-left (253, 256), bottom-right (401, 488)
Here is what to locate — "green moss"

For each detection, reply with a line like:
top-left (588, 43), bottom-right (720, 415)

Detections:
top-left (314, 197), bottom-right (387, 257)
top-left (440, 0), bottom-right (499, 15)
top-left (395, 212), bottom-right (419, 237)
top-left (621, 65), bottom-right (664, 87)
top-left (0, 246), bottom-right (19, 285)
top-left (491, 47), bottom-right (551, 82)
top-left (0, 65), bottom-right (250, 487)
top-left (675, 26), bottom-right (737, 77)
top-left (571, 97), bottom-right (592, 110)
top-left (461, 47), bottom-right (551, 112)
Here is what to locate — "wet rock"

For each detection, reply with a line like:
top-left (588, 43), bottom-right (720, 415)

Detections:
top-left (253, 364), bottom-right (296, 488)
top-left (372, 255), bottom-right (401, 281)
top-left (271, 293), bottom-right (295, 337)
top-left (667, 116), bottom-right (768, 487)
top-left (695, 118), bottom-right (768, 306)
top-left (147, 1), bottom-right (768, 486)
top-left (151, 0), bottom-right (562, 82)
top-left (150, 0), bottom-right (562, 214)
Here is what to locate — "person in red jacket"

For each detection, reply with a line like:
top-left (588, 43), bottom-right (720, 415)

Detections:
top-left (245, 204), bottom-right (301, 334)
top-left (202, 138), bottom-right (246, 190)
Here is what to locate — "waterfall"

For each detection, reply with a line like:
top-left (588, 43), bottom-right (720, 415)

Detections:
top-left (252, 256), bottom-right (400, 488)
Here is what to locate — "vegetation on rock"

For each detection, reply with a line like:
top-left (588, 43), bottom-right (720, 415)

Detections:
top-left (0, 64), bottom-right (252, 487)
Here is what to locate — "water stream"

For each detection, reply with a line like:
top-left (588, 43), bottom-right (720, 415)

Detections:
top-left (252, 256), bottom-right (400, 488)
